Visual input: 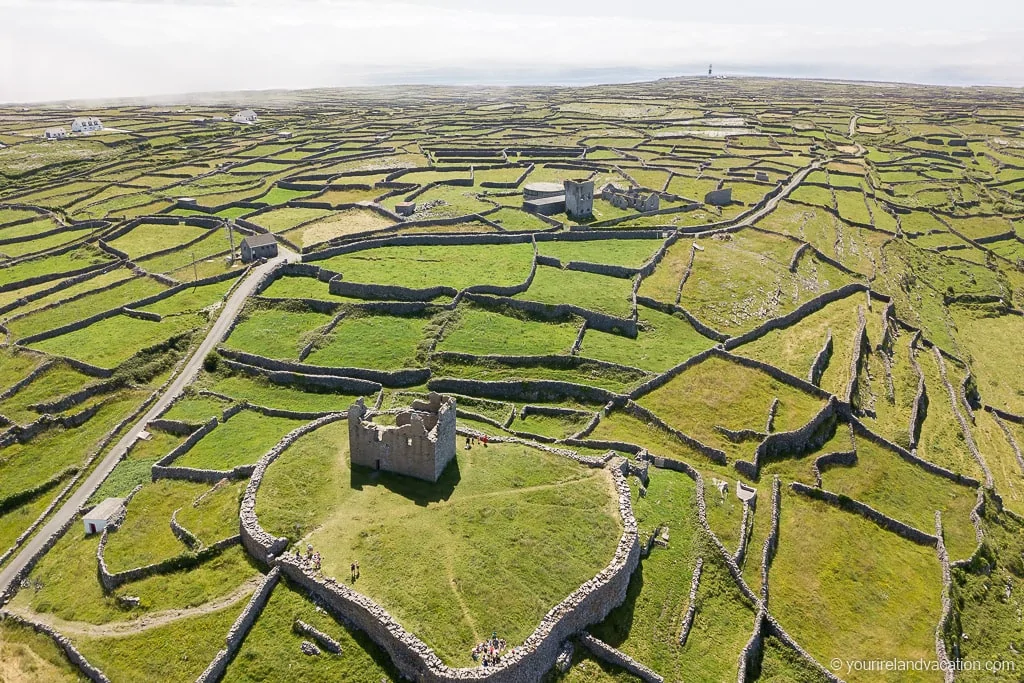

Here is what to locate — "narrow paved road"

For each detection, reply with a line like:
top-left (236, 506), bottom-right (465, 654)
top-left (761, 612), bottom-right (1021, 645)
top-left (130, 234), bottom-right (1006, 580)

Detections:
top-left (849, 114), bottom-right (858, 138)
top-left (728, 160), bottom-right (823, 230)
top-left (0, 250), bottom-right (297, 598)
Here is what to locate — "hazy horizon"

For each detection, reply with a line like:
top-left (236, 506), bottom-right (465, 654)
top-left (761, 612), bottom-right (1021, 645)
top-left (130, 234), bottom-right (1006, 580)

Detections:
top-left (2, 0), bottom-right (1023, 105)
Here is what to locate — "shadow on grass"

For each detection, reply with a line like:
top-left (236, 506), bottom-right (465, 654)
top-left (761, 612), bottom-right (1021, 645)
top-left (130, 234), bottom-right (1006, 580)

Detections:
top-left (349, 456), bottom-right (461, 506)
top-left (587, 560), bottom-right (644, 648)
top-left (283, 575), bottom-right (404, 682)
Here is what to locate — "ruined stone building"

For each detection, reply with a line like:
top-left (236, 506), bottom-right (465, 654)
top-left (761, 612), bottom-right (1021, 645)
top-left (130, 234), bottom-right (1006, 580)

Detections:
top-left (601, 184), bottom-right (660, 212)
top-left (348, 393), bottom-right (457, 483)
top-left (564, 179), bottom-right (594, 219)
top-left (704, 187), bottom-right (733, 206)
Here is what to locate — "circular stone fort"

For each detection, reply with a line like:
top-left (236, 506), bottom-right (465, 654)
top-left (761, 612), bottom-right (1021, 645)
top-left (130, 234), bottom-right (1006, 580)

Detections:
top-left (242, 393), bottom-right (638, 682)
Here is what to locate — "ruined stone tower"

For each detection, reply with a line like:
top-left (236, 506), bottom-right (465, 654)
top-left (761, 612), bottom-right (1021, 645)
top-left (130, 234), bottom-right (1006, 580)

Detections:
top-left (564, 179), bottom-right (594, 220)
top-left (348, 392), bottom-right (457, 483)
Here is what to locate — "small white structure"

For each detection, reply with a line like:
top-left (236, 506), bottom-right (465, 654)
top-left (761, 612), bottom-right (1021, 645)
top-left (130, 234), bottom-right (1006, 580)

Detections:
top-left (232, 109), bottom-right (258, 124)
top-left (44, 127), bottom-right (68, 140)
top-left (83, 497), bottom-right (125, 535)
top-left (736, 481), bottom-right (757, 504)
top-left (278, 130), bottom-right (293, 139)
top-left (71, 116), bottom-right (102, 133)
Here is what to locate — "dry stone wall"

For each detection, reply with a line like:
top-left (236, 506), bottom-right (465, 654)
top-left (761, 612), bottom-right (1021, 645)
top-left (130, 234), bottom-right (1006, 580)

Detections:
top-left (678, 557), bottom-right (704, 647)
top-left (465, 292), bottom-right (638, 337)
top-left (269, 463), bottom-right (639, 683)
top-left (932, 347), bottom-right (992, 487)
top-left (170, 507), bottom-right (200, 550)
top-left (240, 414), bottom-right (347, 565)
top-left (0, 612), bottom-right (111, 682)
top-left (933, 512), bottom-right (955, 683)
top-left (429, 376), bottom-right (621, 406)
top-left (293, 618), bottom-right (343, 654)
top-left (850, 417), bottom-right (979, 487)
top-left (845, 307), bottom-right (868, 409)
top-left (807, 330), bottom-right (833, 386)
top-left (759, 477), bottom-right (781, 603)
top-left (578, 633), bottom-right (664, 683)
top-left (216, 348), bottom-right (419, 388)
top-left (734, 398), bottom-right (839, 480)
top-left (97, 531), bottom-right (240, 591)
top-left (989, 410), bottom-right (1024, 474)
top-left (908, 333), bottom-right (928, 449)
top-left (723, 283), bottom-right (870, 351)
top-left (736, 609), bottom-right (767, 683)
top-left (789, 482), bottom-right (938, 546)
top-left (196, 567), bottom-right (281, 683)
top-left (811, 449), bottom-right (857, 488)
top-left (621, 401), bottom-right (727, 465)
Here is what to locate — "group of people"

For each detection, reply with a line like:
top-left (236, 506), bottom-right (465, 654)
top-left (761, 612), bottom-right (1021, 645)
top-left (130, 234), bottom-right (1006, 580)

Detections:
top-left (464, 434), bottom-right (489, 450)
top-left (471, 633), bottom-right (507, 667)
top-left (297, 544), bottom-right (322, 572)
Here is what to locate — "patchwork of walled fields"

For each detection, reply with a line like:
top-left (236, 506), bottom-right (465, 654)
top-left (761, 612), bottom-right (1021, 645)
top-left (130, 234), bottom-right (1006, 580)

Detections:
top-left (1, 77), bottom-right (1024, 682)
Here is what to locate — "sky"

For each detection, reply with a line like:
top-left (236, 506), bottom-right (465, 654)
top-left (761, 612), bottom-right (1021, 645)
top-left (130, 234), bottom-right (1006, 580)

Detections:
top-left (1, 0), bottom-right (1023, 103)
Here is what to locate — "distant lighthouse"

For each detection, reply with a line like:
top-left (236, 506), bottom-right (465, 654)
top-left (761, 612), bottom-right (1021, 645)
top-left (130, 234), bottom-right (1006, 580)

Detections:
top-left (708, 64), bottom-right (713, 77)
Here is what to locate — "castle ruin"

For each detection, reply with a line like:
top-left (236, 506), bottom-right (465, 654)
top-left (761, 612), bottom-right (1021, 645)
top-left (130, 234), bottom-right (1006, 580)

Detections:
top-left (348, 393), bottom-right (457, 483)
top-left (564, 179), bottom-right (594, 219)
top-left (601, 183), bottom-right (660, 213)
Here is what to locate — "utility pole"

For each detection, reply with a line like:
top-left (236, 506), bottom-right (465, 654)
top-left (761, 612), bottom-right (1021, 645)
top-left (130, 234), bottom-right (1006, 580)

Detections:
top-left (227, 220), bottom-right (236, 265)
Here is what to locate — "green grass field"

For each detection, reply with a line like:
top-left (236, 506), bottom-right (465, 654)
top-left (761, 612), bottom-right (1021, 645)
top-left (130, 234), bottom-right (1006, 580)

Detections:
top-left (437, 305), bottom-right (581, 356)
top-left (174, 411), bottom-right (306, 470)
top-left (317, 243), bottom-right (534, 291)
top-left (770, 490), bottom-right (942, 683)
top-left (305, 312), bottom-right (434, 369)
top-left (3, 78), bottom-right (1024, 683)
top-left (30, 314), bottom-right (202, 369)
top-left (223, 306), bottom-right (333, 360)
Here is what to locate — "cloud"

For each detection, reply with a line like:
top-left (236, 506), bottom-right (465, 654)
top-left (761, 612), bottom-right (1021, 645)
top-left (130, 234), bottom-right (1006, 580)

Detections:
top-left (1, 0), bottom-right (1022, 103)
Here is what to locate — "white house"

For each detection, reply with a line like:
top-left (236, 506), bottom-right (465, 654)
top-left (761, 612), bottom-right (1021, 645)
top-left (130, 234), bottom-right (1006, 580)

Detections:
top-left (83, 497), bottom-right (125, 535)
top-left (232, 109), bottom-right (258, 124)
top-left (44, 127), bottom-right (68, 140)
top-left (71, 116), bottom-right (103, 133)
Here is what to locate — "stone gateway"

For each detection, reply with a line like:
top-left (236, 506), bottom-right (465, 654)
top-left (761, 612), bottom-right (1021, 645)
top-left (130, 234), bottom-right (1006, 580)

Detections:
top-left (348, 393), bottom-right (457, 483)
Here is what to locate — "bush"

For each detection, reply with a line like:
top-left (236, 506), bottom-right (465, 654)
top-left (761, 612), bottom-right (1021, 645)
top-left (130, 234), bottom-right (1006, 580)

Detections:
top-left (203, 352), bottom-right (220, 373)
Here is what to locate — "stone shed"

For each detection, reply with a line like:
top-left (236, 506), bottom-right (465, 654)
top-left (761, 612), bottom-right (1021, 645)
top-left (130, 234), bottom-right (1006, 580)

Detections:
top-left (348, 393), bottom-right (457, 483)
top-left (704, 188), bottom-right (733, 206)
top-left (83, 497), bottom-right (125, 535)
top-left (240, 233), bottom-right (278, 262)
